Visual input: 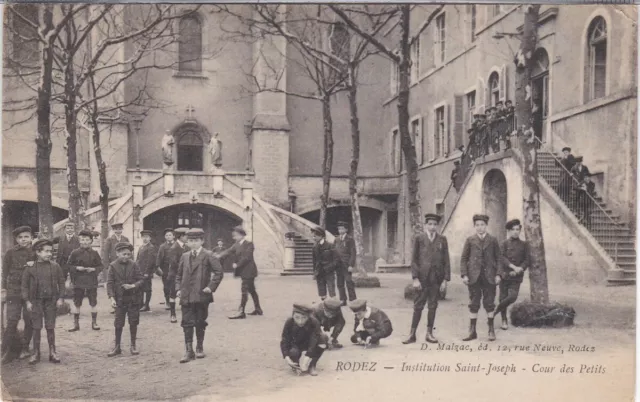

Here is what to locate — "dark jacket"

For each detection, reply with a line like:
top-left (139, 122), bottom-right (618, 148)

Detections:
top-left (21, 261), bottom-right (65, 302)
top-left (56, 234), bottom-right (80, 275)
top-left (334, 234), bottom-right (356, 269)
top-left (570, 164), bottom-right (591, 184)
top-left (218, 240), bottom-right (258, 279)
top-left (460, 233), bottom-right (501, 285)
top-left (155, 241), bottom-right (174, 277)
top-left (2, 246), bottom-right (36, 301)
top-left (499, 238), bottom-right (530, 283)
top-left (104, 234), bottom-right (130, 264)
top-left (411, 232), bottom-right (451, 284)
top-left (168, 241), bottom-right (189, 279)
top-left (280, 316), bottom-right (324, 358)
top-left (175, 248), bottom-right (223, 305)
top-left (136, 242), bottom-right (158, 279)
top-left (311, 303), bottom-right (345, 340)
top-left (107, 259), bottom-right (144, 305)
top-left (557, 154), bottom-right (576, 172)
top-left (312, 240), bottom-right (339, 276)
top-left (68, 247), bottom-right (103, 289)
top-left (353, 307), bottom-right (393, 341)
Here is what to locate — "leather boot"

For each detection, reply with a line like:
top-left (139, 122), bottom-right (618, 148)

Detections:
top-left (180, 342), bottom-right (195, 363)
top-left (248, 292), bottom-right (263, 315)
top-left (170, 302), bottom-right (177, 323)
top-left (228, 309), bottom-right (246, 319)
top-left (488, 318), bottom-right (496, 341)
top-left (20, 324), bottom-right (33, 359)
top-left (425, 327), bottom-right (438, 343)
top-left (140, 292), bottom-right (151, 312)
top-left (28, 330), bottom-right (41, 365)
top-left (425, 309), bottom-right (438, 343)
top-left (68, 314), bottom-right (80, 332)
top-left (91, 312), bottom-right (100, 330)
top-left (462, 318), bottom-right (478, 341)
top-left (195, 328), bottom-right (205, 358)
top-left (500, 310), bottom-right (508, 330)
top-left (47, 329), bottom-right (60, 363)
top-left (164, 297), bottom-right (171, 310)
top-left (402, 328), bottom-right (417, 344)
top-left (130, 325), bottom-right (139, 355)
top-left (1, 326), bottom-right (17, 364)
top-left (108, 327), bottom-right (123, 357)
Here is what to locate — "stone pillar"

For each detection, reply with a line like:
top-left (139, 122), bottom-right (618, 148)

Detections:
top-left (283, 235), bottom-right (296, 272)
top-left (164, 173), bottom-right (174, 196)
top-left (212, 170), bottom-right (224, 195)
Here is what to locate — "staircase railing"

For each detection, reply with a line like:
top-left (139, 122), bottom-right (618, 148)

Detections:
top-left (533, 136), bottom-right (625, 268)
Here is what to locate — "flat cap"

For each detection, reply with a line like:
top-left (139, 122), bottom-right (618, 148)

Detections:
top-left (115, 242), bottom-right (133, 252)
top-left (472, 214), bottom-right (490, 224)
top-left (163, 228), bottom-right (175, 235)
top-left (424, 213), bottom-right (441, 223)
top-left (12, 226), bottom-right (32, 237)
top-left (232, 226), bottom-right (246, 236)
top-left (174, 227), bottom-right (189, 235)
top-left (91, 231), bottom-right (100, 238)
top-left (32, 239), bottom-right (53, 251)
top-left (575, 156), bottom-right (583, 162)
top-left (473, 113), bottom-right (485, 118)
top-left (454, 160), bottom-right (460, 165)
top-left (323, 298), bottom-right (342, 311)
top-left (64, 222), bottom-right (76, 227)
top-left (311, 226), bottom-right (325, 237)
top-left (292, 303), bottom-right (313, 316)
top-left (186, 228), bottom-right (205, 238)
top-left (496, 100), bottom-right (504, 105)
top-left (78, 230), bottom-right (94, 238)
top-left (505, 219), bottom-right (521, 230)
top-left (140, 230), bottom-right (153, 237)
top-left (348, 299), bottom-right (367, 312)
top-left (336, 221), bottom-right (349, 228)
top-left (561, 147), bottom-right (571, 153)
top-left (111, 222), bottom-right (124, 229)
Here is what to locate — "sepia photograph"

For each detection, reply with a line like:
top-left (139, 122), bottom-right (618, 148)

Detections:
top-left (0, 2), bottom-right (637, 401)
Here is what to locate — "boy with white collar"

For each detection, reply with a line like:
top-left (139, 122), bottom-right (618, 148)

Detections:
top-left (348, 299), bottom-right (393, 347)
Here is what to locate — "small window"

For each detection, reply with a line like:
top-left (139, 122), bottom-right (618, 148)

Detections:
top-left (489, 72), bottom-right (500, 107)
top-left (436, 202), bottom-right (445, 218)
top-left (436, 14), bottom-right (446, 64)
top-left (469, 5), bottom-right (477, 43)
top-left (178, 15), bottom-right (203, 73)
top-left (466, 91), bottom-right (476, 131)
top-left (11, 4), bottom-right (39, 66)
top-left (435, 106), bottom-right (445, 158)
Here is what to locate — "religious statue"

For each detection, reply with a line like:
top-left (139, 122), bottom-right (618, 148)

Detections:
top-left (161, 130), bottom-right (175, 166)
top-left (209, 132), bottom-right (223, 170)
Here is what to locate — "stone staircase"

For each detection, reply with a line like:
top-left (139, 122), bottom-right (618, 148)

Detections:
top-left (537, 151), bottom-right (636, 285)
top-left (281, 233), bottom-right (315, 276)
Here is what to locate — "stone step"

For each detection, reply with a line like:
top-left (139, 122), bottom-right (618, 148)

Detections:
top-left (281, 269), bottom-right (314, 276)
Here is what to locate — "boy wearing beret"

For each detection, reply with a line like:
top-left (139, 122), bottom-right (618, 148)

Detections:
top-left (21, 239), bottom-right (65, 364)
top-left (107, 242), bottom-right (145, 357)
top-left (311, 226), bottom-right (339, 300)
top-left (311, 298), bottom-right (345, 349)
top-left (175, 229), bottom-right (224, 363)
top-left (1, 226), bottom-right (36, 363)
top-left (404, 213), bottom-right (450, 344)
top-left (334, 221), bottom-right (357, 305)
top-left (136, 230), bottom-right (158, 312)
top-left (495, 219), bottom-right (530, 330)
top-left (168, 227), bottom-right (190, 323)
top-left (460, 214), bottom-right (501, 342)
top-left (155, 228), bottom-right (175, 308)
top-left (67, 230), bottom-right (103, 332)
top-left (349, 299), bottom-right (393, 346)
top-left (280, 303), bottom-right (327, 376)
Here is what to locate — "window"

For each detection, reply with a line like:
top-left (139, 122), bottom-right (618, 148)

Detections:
top-left (11, 4), bottom-right (39, 66)
top-left (435, 106), bottom-right (445, 158)
top-left (411, 118), bottom-right (422, 164)
top-left (178, 210), bottom-right (203, 227)
top-left (390, 58), bottom-right (399, 95)
top-left (465, 91), bottom-right (476, 131)
top-left (532, 48), bottom-right (550, 119)
top-left (178, 15), bottom-right (202, 73)
top-left (411, 36), bottom-right (420, 82)
top-left (491, 5), bottom-right (502, 18)
top-left (436, 13), bottom-right (446, 64)
top-left (586, 17), bottom-right (607, 101)
top-left (469, 5), bottom-right (477, 43)
top-left (435, 202), bottom-right (445, 218)
top-left (329, 22), bottom-right (350, 86)
top-left (387, 210), bottom-right (398, 250)
top-left (391, 129), bottom-right (403, 173)
top-left (177, 131), bottom-right (204, 171)
top-left (489, 72), bottom-right (500, 107)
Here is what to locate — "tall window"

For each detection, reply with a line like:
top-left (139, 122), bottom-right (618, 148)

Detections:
top-left (329, 22), bottom-right (350, 86)
top-left (470, 5), bottom-right (477, 42)
top-left (466, 91), bottom-right (476, 131)
top-left (411, 36), bottom-right (421, 82)
top-left (411, 118), bottom-right (422, 164)
top-left (390, 55), bottom-right (399, 95)
top-left (435, 106), bottom-right (445, 157)
top-left (436, 13), bottom-right (446, 64)
top-left (11, 4), bottom-right (39, 66)
top-left (586, 17), bottom-right (607, 101)
top-left (178, 15), bottom-right (203, 73)
top-left (489, 72), bottom-right (500, 106)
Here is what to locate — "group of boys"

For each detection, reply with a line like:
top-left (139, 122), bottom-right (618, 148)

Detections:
top-left (467, 100), bottom-right (515, 159)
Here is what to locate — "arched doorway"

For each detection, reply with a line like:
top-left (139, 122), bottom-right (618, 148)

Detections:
top-left (1, 201), bottom-right (68, 255)
top-left (177, 130), bottom-right (204, 171)
top-left (143, 203), bottom-right (242, 255)
top-left (482, 169), bottom-right (508, 241)
top-left (532, 47), bottom-right (549, 143)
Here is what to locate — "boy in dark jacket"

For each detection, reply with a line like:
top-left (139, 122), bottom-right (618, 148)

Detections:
top-left (107, 242), bottom-right (145, 357)
top-left (334, 221), bottom-right (357, 305)
top-left (175, 229), bottom-right (224, 363)
top-left (136, 230), bottom-right (157, 312)
top-left (311, 298), bottom-right (345, 349)
top-left (155, 228), bottom-right (175, 308)
top-left (67, 230), bottom-right (103, 332)
top-left (21, 239), bottom-right (65, 364)
top-left (349, 299), bottom-right (393, 346)
top-left (280, 303), bottom-right (327, 376)
top-left (167, 227), bottom-right (189, 323)
top-left (311, 226), bottom-right (339, 300)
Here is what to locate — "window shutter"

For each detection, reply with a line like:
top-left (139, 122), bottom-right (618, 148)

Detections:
top-left (433, 23), bottom-right (439, 67)
top-left (500, 64), bottom-right (508, 102)
top-left (432, 111), bottom-right (438, 160)
top-left (389, 61), bottom-right (395, 95)
top-left (454, 95), bottom-right (464, 149)
top-left (476, 77), bottom-right (485, 113)
top-left (444, 104), bottom-right (450, 155)
top-left (414, 118), bottom-right (423, 165)
top-left (422, 30), bottom-right (433, 71)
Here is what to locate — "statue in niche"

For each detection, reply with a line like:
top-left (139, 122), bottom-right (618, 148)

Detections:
top-left (161, 130), bottom-right (175, 166)
top-left (208, 132), bottom-right (223, 170)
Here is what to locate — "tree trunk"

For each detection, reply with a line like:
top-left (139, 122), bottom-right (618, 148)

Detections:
top-left (35, 6), bottom-right (55, 239)
top-left (319, 93), bottom-right (334, 229)
top-left (346, 68), bottom-right (367, 277)
top-left (64, 42), bottom-right (84, 230)
top-left (515, 5), bottom-right (548, 303)
top-left (90, 114), bottom-right (110, 267)
top-left (397, 5), bottom-right (422, 238)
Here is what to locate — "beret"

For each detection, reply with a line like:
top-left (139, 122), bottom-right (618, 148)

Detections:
top-left (32, 239), bottom-right (53, 251)
top-left (505, 219), bottom-right (521, 230)
top-left (348, 299), bottom-right (367, 312)
top-left (336, 221), bottom-right (349, 228)
top-left (311, 226), bottom-right (325, 237)
top-left (424, 213), bottom-right (441, 223)
top-left (78, 230), bottom-right (94, 238)
top-left (292, 303), bottom-right (313, 316)
top-left (12, 226), bottom-right (32, 237)
top-left (163, 228), bottom-right (175, 235)
top-left (111, 222), bottom-right (124, 229)
top-left (472, 214), bottom-right (490, 223)
top-left (562, 147), bottom-right (571, 152)
top-left (186, 228), bottom-right (205, 238)
top-left (115, 242), bottom-right (133, 252)
top-left (232, 226), bottom-right (246, 236)
top-left (323, 298), bottom-right (342, 311)
top-left (140, 230), bottom-right (153, 237)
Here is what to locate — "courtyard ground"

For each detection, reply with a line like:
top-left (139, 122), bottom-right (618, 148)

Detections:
top-left (1, 273), bottom-right (635, 402)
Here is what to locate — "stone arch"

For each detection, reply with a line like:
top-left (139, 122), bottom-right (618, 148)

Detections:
top-left (482, 169), bottom-right (508, 240)
top-left (296, 197), bottom-right (388, 217)
top-left (170, 121), bottom-right (211, 172)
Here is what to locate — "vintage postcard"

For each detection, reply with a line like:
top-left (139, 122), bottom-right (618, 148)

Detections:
top-left (0, 3), bottom-right (636, 402)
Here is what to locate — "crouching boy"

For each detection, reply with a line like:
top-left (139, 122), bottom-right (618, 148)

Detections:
top-left (21, 239), bottom-right (65, 364)
top-left (349, 299), bottom-right (393, 346)
top-left (280, 303), bottom-right (327, 376)
top-left (311, 298), bottom-right (345, 349)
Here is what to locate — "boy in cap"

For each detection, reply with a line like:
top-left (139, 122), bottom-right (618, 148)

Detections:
top-left (460, 214), bottom-right (501, 341)
top-left (136, 230), bottom-right (157, 312)
top-left (67, 230), bottom-right (103, 332)
top-left (21, 239), bottom-right (65, 364)
top-left (505, 100), bottom-right (514, 116)
top-left (1, 226), bottom-right (36, 363)
top-left (107, 242), bottom-right (145, 357)
top-left (104, 223), bottom-right (129, 314)
top-left (311, 226), bottom-right (339, 300)
top-left (404, 213), bottom-right (450, 344)
top-left (349, 299), bottom-right (393, 346)
top-left (311, 298), bottom-right (345, 349)
top-left (280, 303), bottom-right (327, 376)
top-left (451, 161), bottom-right (461, 192)
top-left (576, 173), bottom-right (596, 229)
top-left (216, 226), bottom-right (262, 319)
top-left (175, 228), bottom-right (224, 363)
top-left (495, 219), bottom-right (530, 330)
top-left (56, 222), bottom-right (80, 281)
top-left (334, 221), bottom-right (357, 305)
top-left (167, 227), bottom-right (190, 323)
top-left (155, 228), bottom-right (175, 308)
top-left (557, 147), bottom-right (576, 202)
